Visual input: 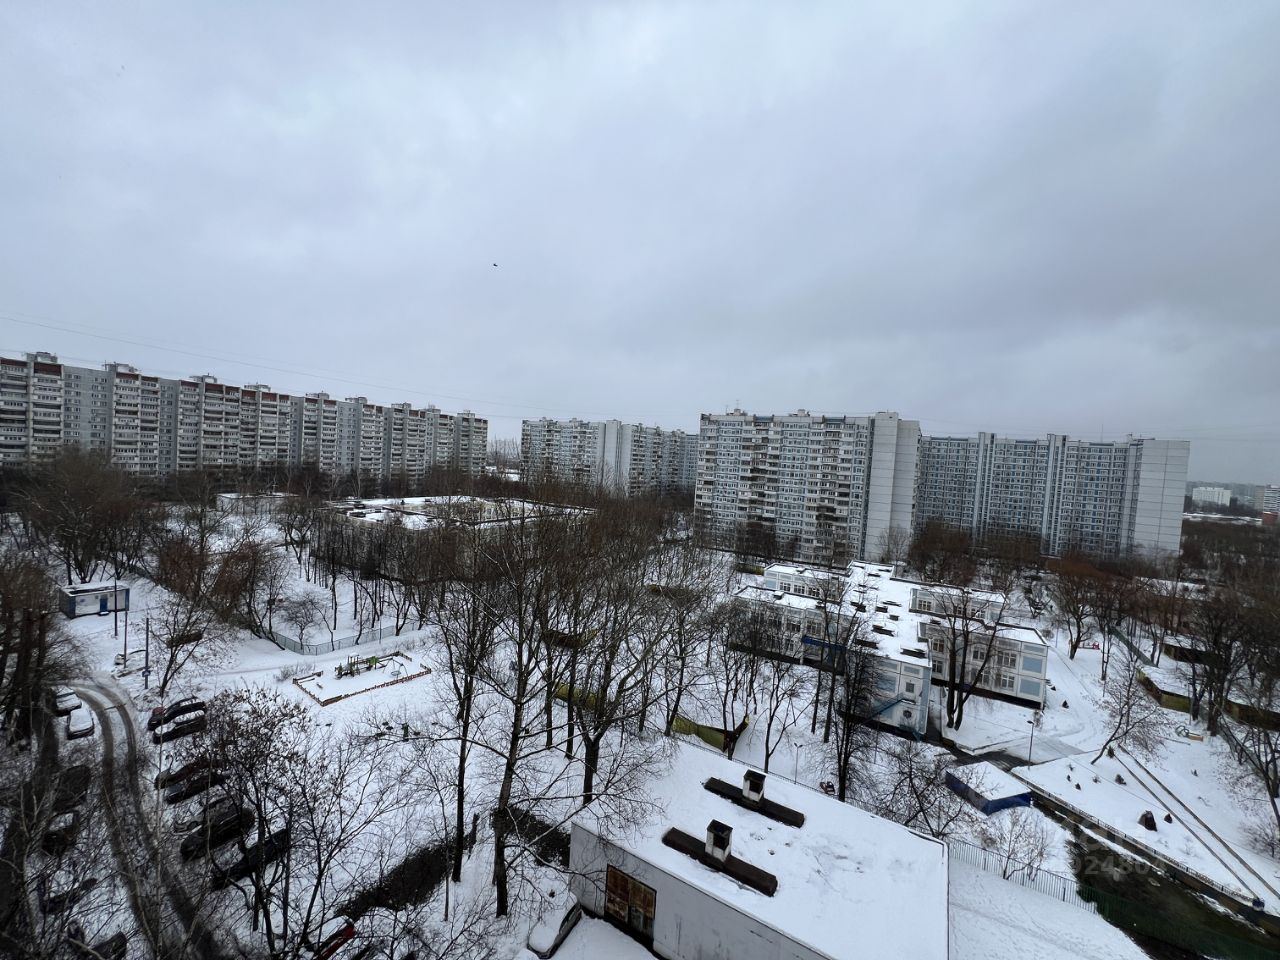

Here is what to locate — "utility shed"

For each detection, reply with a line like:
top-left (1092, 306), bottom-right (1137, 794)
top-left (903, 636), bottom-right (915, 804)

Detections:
top-left (945, 761), bottom-right (1033, 815)
top-left (58, 582), bottom-right (130, 619)
top-left (569, 744), bottom-right (949, 960)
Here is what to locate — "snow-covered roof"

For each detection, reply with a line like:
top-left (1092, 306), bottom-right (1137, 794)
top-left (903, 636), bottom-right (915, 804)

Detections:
top-left (573, 744), bottom-right (948, 960)
top-left (949, 761), bottom-right (1031, 800)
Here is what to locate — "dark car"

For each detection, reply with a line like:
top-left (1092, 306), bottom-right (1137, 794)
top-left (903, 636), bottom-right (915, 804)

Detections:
top-left (211, 827), bottom-right (291, 889)
top-left (180, 807), bottom-right (254, 861)
top-left (42, 810), bottom-right (81, 856)
top-left (152, 711), bottom-right (207, 745)
top-left (155, 756), bottom-right (211, 790)
top-left (164, 769), bottom-right (225, 805)
top-left (147, 697), bottom-right (205, 731)
top-left (52, 765), bottom-right (93, 813)
top-left (40, 875), bottom-right (98, 914)
top-left (70, 931), bottom-right (127, 960)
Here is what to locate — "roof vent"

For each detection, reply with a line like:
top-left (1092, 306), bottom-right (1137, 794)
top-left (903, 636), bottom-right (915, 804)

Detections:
top-left (706, 820), bottom-right (732, 862)
top-left (743, 770), bottom-right (765, 803)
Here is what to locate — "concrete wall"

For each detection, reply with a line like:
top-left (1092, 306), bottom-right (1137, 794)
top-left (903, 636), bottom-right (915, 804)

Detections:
top-left (569, 825), bottom-right (823, 960)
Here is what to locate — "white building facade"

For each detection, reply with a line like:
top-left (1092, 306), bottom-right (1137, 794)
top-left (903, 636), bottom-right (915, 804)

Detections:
top-left (916, 432), bottom-right (1189, 558)
top-left (695, 410), bottom-right (919, 563)
top-left (521, 418), bottom-right (696, 496)
top-left (0, 351), bottom-right (487, 480)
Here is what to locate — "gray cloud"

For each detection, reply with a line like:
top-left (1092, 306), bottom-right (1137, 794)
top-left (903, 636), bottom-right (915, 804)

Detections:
top-left (2, 1), bottom-right (1278, 480)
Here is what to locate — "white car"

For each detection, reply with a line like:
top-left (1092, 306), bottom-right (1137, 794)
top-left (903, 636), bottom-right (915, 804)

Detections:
top-left (66, 709), bottom-right (95, 741)
top-left (52, 687), bottom-right (82, 716)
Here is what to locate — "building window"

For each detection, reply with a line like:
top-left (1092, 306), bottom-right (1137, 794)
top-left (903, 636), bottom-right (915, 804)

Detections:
top-left (605, 866), bottom-right (656, 939)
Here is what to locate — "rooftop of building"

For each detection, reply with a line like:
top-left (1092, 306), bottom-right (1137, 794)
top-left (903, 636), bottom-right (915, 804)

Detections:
top-left (572, 743), bottom-right (949, 960)
top-left (735, 559), bottom-right (1046, 661)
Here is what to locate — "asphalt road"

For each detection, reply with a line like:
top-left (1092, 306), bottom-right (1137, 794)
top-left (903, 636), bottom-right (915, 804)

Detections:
top-left (73, 677), bottom-right (231, 960)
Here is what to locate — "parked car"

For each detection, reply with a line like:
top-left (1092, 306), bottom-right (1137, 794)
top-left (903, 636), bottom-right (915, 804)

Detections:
top-left (173, 794), bottom-right (240, 834)
top-left (53, 765), bottom-right (93, 813)
top-left (164, 769), bottom-right (225, 805)
top-left (51, 686), bottom-right (82, 716)
top-left (152, 711), bottom-right (207, 744)
top-left (180, 807), bottom-right (254, 861)
top-left (42, 810), bottom-right (81, 856)
top-left (303, 915), bottom-right (356, 959)
top-left (40, 873), bottom-right (98, 914)
top-left (155, 756), bottom-right (210, 790)
top-left (210, 827), bottom-right (291, 889)
top-left (65, 709), bottom-right (95, 741)
top-left (147, 697), bottom-right (204, 732)
top-left (70, 931), bottom-right (127, 960)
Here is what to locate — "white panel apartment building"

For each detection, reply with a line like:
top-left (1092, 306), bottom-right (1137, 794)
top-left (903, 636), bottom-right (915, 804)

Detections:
top-left (0, 351), bottom-right (488, 480)
top-left (521, 418), bottom-right (697, 496)
top-left (239, 384), bottom-right (296, 470)
top-left (915, 432), bottom-right (1189, 558)
top-left (694, 410), bottom-right (919, 563)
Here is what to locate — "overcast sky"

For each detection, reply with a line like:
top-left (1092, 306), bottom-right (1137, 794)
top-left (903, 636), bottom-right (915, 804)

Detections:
top-left (2, 2), bottom-right (1278, 481)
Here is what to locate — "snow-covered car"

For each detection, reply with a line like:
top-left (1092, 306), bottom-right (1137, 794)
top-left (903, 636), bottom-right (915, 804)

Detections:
top-left (210, 827), bottom-right (290, 889)
top-left (152, 711), bottom-right (207, 744)
top-left (156, 756), bottom-right (211, 790)
top-left (147, 697), bottom-right (205, 731)
top-left (527, 894), bottom-right (581, 958)
top-left (51, 686), bottom-right (82, 716)
top-left (65, 709), bottom-right (95, 741)
top-left (179, 807), bottom-right (253, 861)
top-left (164, 769), bottom-right (224, 805)
top-left (173, 794), bottom-right (240, 834)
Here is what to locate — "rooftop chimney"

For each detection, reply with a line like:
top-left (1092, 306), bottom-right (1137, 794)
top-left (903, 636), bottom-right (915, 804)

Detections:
top-left (706, 820), bottom-right (732, 862)
top-left (743, 770), bottom-right (765, 804)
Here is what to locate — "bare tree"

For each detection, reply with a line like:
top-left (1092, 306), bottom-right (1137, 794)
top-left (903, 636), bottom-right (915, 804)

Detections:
top-left (873, 741), bottom-right (976, 839)
top-left (1047, 556), bottom-right (1097, 659)
top-left (1091, 650), bottom-right (1165, 763)
top-left (977, 808), bottom-right (1054, 881)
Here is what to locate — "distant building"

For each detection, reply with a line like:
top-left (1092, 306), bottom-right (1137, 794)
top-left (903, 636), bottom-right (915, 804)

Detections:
top-left (521, 418), bottom-right (696, 496)
top-left (1190, 486), bottom-right (1232, 508)
top-left (916, 433), bottom-right (1189, 558)
top-left (569, 745), bottom-right (949, 960)
top-left (1262, 485), bottom-right (1280, 514)
top-left (694, 410), bottom-right (919, 563)
top-left (0, 350), bottom-right (488, 480)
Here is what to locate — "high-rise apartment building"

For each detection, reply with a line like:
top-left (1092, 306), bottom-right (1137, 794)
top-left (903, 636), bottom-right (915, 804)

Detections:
top-left (915, 433), bottom-right (1188, 557)
top-left (521, 418), bottom-right (697, 496)
top-left (694, 410), bottom-right (920, 563)
top-left (0, 351), bottom-right (488, 480)
top-left (0, 352), bottom-right (64, 466)
top-left (239, 384), bottom-right (296, 469)
top-left (449, 411), bottom-right (488, 477)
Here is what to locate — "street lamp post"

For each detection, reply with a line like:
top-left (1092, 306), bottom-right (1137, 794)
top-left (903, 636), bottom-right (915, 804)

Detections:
top-left (1026, 710), bottom-right (1042, 763)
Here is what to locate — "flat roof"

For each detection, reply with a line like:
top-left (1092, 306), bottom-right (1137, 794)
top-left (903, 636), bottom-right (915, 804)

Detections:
top-left (573, 744), bottom-right (948, 960)
top-left (949, 761), bottom-right (1032, 800)
top-left (60, 581), bottom-right (130, 594)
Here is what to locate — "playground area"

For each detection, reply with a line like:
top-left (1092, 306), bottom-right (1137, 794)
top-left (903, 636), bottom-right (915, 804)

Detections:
top-left (293, 651), bottom-right (430, 706)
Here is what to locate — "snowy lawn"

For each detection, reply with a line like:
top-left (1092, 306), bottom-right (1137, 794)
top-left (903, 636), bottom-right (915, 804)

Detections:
top-left (1013, 753), bottom-right (1260, 900)
top-left (949, 860), bottom-right (1147, 960)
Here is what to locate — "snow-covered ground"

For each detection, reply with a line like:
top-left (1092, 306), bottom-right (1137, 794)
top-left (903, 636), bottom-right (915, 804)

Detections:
top-left (46, 540), bottom-right (1280, 957)
top-left (949, 860), bottom-right (1147, 960)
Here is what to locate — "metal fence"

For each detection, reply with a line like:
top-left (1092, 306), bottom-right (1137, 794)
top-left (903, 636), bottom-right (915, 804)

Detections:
top-left (946, 835), bottom-right (1098, 913)
top-left (267, 622), bottom-right (406, 656)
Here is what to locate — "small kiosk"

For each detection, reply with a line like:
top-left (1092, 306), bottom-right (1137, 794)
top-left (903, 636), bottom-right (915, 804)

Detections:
top-left (59, 582), bottom-right (132, 619)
